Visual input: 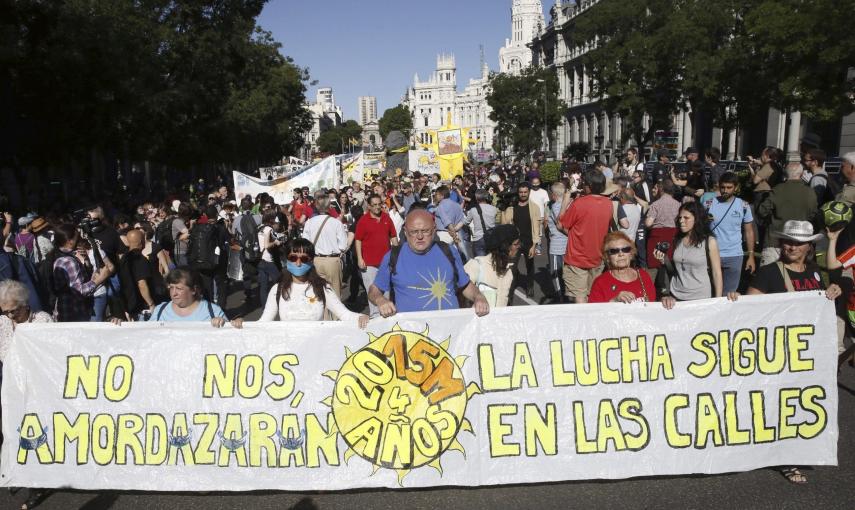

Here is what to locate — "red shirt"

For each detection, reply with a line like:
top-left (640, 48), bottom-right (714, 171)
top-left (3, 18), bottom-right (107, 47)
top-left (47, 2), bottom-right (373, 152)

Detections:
top-left (355, 212), bottom-right (397, 267)
top-left (588, 270), bottom-right (656, 303)
top-left (291, 200), bottom-right (308, 222)
top-left (560, 194), bottom-right (613, 268)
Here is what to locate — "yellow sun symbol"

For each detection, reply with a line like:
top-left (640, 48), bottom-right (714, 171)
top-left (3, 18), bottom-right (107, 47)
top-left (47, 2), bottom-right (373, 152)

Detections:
top-left (408, 269), bottom-right (454, 310)
top-left (321, 323), bottom-right (480, 485)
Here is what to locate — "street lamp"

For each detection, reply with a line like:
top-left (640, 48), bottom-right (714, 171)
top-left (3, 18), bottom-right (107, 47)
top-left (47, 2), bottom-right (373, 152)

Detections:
top-left (536, 78), bottom-right (548, 157)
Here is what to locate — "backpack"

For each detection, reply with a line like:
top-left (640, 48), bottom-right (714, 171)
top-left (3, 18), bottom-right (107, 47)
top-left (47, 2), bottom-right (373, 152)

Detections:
top-left (810, 172), bottom-right (841, 205)
top-left (187, 223), bottom-right (219, 272)
top-left (0, 251), bottom-right (44, 312)
top-left (155, 216), bottom-right (176, 255)
top-left (239, 213), bottom-right (261, 263)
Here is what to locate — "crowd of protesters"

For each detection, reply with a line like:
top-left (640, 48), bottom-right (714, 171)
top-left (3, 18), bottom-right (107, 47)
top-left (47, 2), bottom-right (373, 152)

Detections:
top-left (2, 136), bottom-right (855, 494)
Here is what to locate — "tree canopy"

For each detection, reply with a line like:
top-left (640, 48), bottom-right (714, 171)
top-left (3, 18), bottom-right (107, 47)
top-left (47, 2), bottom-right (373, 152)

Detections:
top-left (574, 0), bottom-right (855, 146)
top-left (1, 0), bottom-right (313, 171)
top-left (378, 105), bottom-right (413, 140)
top-left (487, 66), bottom-right (567, 157)
top-left (317, 120), bottom-right (363, 154)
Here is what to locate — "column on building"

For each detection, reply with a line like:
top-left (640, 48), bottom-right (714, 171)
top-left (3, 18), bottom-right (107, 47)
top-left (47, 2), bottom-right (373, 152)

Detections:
top-left (572, 67), bottom-right (579, 106)
top-left (602, 112), bottom-right (611, 159)
top-left (614, 114), bottom-right (622, 150)
top-left (572, 117), bottom-right (579, 143)
top-left (786, 110), bottom-right (802, 161)
top-left (679, 110), bottom-right (692, 155)
top-left (726, 128), bottom-right (738, 160)
top-left (581, 116), bottom-right (588, 143)
top-left (582, 66), bottom-right (589, 103)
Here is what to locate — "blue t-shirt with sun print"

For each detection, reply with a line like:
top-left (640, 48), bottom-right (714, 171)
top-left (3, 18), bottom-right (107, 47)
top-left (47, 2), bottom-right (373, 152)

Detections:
top-left (373, 243), bottom-right (470, 313)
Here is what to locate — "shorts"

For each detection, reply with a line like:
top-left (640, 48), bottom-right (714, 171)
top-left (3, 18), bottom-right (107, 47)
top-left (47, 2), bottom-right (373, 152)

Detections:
top-left (563, 264), bottom-right (603, 301)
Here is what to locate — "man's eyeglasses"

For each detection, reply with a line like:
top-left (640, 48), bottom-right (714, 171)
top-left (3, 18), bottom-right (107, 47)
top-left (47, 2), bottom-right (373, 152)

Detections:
top-left (287, 253), bottom-right (312, 263)
top-left (607, 246), bottom-right (633, 255)
top-left (407, 228), bottom-right (434, 237)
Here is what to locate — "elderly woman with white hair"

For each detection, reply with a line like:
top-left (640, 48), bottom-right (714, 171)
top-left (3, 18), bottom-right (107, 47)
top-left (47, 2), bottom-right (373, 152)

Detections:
top-left (0, 280), bottom-right (53, 370)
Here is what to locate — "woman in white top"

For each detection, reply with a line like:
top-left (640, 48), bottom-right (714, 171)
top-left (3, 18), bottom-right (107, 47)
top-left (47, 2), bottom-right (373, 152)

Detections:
top-left (463, 224), bottom-right (520, 308)
top-left (259, 238), bottom-right (368, 327)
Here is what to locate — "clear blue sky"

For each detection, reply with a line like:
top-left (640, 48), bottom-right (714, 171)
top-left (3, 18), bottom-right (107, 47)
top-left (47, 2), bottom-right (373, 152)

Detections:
top-left (258, 0), bottom-right (549, 120)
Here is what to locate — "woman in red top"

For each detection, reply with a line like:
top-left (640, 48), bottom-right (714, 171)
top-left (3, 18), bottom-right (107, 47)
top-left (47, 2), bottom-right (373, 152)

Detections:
top-left (589, 232), bottom-right (674, 308)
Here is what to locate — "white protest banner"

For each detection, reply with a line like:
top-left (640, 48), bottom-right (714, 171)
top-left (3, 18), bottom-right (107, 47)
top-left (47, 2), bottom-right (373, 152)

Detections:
top-left (235, 156), bottom-right (338, 203)
top-left (409, 149), bottom-right (440, 175)
top-left (342, 151), bottom-right (364, 185)
top-left (1, 293), bottom-right (837, 491)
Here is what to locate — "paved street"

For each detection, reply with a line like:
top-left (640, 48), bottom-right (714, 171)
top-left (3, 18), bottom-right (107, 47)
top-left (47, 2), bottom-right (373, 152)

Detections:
top-left (3, 256), bottom-right (855, 509)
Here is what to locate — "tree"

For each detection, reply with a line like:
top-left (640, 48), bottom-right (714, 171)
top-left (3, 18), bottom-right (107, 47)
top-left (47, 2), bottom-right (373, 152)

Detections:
top-left (564, 142), bottom-right (590, 162)
top-left (575, 0), bottom-right (855, 149)
top-left (378, 105), bottom-right (412, 139)
top-left (574, 0), bottom-right (684, 149)
top-left (1, 0), bottom-right (313, 177)
top-left (487, 66), bottom-right (566, 158)
top-left (316, 120), bottom-right (363, 154)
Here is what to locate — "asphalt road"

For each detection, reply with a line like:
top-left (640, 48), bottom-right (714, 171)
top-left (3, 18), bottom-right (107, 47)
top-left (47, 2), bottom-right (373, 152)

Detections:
top-left (3, 255), bottom-right (855, 510)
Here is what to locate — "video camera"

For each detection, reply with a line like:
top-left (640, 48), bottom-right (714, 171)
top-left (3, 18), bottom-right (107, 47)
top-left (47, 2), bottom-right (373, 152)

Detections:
top-left (496, 189), bottom-right (519, 211)
top-left (73, 208), bottom-right (105, 238)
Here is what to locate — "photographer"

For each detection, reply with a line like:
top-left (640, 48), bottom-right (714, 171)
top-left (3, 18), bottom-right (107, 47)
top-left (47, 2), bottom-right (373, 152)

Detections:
top-left (50, 223), bottom-right (114, 322)
top-left (84, 205), bottom-right (127, 268)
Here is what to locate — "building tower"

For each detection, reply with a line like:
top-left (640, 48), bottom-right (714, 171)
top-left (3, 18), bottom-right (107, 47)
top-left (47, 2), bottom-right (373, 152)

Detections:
top-left (357, 96), bottom-right (377, 126)
top-left (499, 0), bottom-right (545, 75)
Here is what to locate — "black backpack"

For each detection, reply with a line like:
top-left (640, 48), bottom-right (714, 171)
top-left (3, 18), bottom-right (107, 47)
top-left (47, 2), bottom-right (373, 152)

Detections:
top-left (810, 172), bottom-right (841, 205)
top-left (187, 223), bottom-right (219, 271)
top-left (239, 214), bottom-right (261, 263)
top-left (155, 216), bottom-right (176, 254)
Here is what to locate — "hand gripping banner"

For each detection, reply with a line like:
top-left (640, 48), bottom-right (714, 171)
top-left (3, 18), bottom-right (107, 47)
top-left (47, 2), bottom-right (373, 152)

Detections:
top-left (0, 293), bottom-right (838, 491)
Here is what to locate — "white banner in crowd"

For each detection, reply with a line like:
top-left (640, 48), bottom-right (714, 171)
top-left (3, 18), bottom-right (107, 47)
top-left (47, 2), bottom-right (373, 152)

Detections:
top-left (234, 156), bottom-right (339, 203)
top-left (409, 149), bottom-right (440, 175)
top-left (341, 151), bottom-right (364, 185)
top-left (1, 293), bottom-right (838, 491)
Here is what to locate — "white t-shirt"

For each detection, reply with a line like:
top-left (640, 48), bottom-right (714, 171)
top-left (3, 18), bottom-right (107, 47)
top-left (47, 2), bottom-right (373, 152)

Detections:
top-left (259, 225), bottom-right (275, 262)
top-left (529, 188), bottom-right (550, 218)
top-left (258, 282), bottom-right (360, 322)
top-left (619, 203), bottom-right (643, 241)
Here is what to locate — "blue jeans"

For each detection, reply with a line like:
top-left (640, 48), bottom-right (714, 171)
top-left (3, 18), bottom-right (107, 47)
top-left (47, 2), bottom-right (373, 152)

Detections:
top-left (720, 255), bottom-right (743, 294)
top-left (257, 260), bottom-right (280, 304)
top-left (91, 294), bottom-right (107, 322)
top-left (473, 238), bottom-right (486, 257)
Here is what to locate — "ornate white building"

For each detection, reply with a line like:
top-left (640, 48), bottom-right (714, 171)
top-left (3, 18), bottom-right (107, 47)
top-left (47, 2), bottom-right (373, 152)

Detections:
top-left (402, 54), bottom-right (495, 151)
top-left (301, 87), bottom-right (342, 158)
top-left (499, 0), bottom-right (545, 75)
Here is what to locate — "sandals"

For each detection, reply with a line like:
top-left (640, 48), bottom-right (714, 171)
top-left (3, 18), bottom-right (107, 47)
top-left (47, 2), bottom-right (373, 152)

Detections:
top-left (781, 467), bottom-right (808, 484)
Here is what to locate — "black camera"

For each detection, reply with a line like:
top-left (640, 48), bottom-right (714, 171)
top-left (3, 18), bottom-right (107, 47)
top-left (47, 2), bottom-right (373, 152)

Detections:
top-left (73, 208), bottom-right (105, 238)
top-left (655, 241), bottom-right (670, 253)
top-left (496, 190), bottom-right (519, 211)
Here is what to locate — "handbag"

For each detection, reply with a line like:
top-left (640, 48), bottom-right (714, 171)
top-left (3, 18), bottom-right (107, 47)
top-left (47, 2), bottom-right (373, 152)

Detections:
top-left (474, 258), bottom-right (498, 307)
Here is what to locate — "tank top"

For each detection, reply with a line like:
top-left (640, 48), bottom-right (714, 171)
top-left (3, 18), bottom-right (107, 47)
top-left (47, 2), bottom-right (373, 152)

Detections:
top-left (670, 238), bottom-right (711, 301)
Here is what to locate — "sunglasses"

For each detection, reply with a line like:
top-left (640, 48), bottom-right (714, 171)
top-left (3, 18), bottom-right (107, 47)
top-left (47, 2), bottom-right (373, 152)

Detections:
top-left (607, 246), bottom-right (633, 255)
top-left (287, 253), bottom-right (312, 263)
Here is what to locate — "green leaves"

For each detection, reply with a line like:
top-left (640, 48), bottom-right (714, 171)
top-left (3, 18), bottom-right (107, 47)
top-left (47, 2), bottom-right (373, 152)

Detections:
top-left (486, 67), bottom-right (567, 157)
top-left (573, 0), bottom-right (855, 145)
top-left (378, 105), bottom-right (413, 140)
top-left (3, 0), bottom-right (311, 169)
